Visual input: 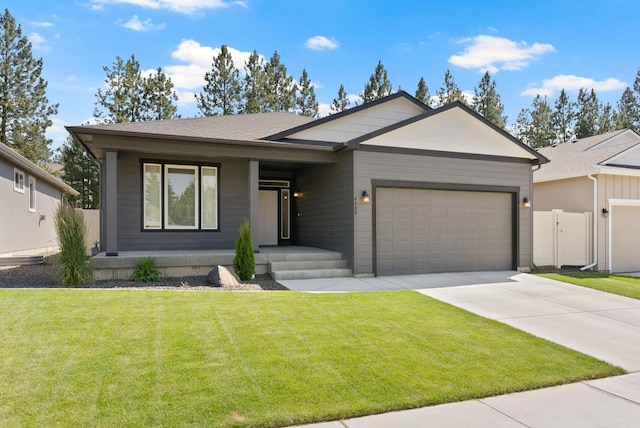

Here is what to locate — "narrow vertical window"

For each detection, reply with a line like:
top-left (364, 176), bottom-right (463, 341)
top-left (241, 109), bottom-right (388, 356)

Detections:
top-left (201, 167), bottom-right (218, 230)
top-left (28, 176), bottom-right (36, 212)
top-left (281, 189), bottom-right (290, 239)
top-left (143, 163), bottom-right (162, 229)
top-left (14, 168), bottom-right (25, 193)
top-left (165, 165), bottom-right (198, 229)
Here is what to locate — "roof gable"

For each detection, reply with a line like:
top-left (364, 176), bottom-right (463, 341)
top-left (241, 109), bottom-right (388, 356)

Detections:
top-left (268, 91), bottom-right (430, 143)
top-left (587, 129), bottom-right (640, 151)
top-left (352, 102), bottom-right (544, 162)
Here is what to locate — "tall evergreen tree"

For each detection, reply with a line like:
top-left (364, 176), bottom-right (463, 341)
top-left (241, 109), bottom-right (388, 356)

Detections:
top-left (614, 87), bottom-right (639, 132)
top-left (515, 95), bottom-right (555, 148)
top-left (472, 71), bottom-right (507, 128)
top-left (296, 69), bottom-right (318, 117)
top-left (362, 60), bottom-right (392, 103)
top-left (436, 69), bottom-right (466, 106)
top-left (57, 136), bottom-right (99, 209)
top-left (0, 8), bottom-right (59, 164)
top-left (263, 51), bottom-right (296, 112)
top-left (240, 50), bottom-right (266, 114)
top-left (415, 77), bottom-right (430, 106)
top-left (574, 88), bottom-right (600, 138)
top-left (144, 67), bottom-right (179, 120)
top-left (195, 45), bottom-right (241, 116)
top-left (598, 102), bottom-right (615, 134)
top-left (552, 89), bottom-right (575, 143)
top-left (331, 84), bottom-right (350, 113)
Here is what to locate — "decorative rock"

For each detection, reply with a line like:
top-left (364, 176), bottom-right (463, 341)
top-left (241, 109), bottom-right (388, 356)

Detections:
top-left (207, 265), bottom-right (241, 287)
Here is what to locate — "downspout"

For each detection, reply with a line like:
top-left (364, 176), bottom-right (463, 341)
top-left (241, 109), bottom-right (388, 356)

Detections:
top-left (580, 174), bottom-right (598, 271)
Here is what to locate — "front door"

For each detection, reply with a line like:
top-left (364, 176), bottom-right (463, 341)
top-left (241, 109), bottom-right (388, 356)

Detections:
top-left (258, 190), bottom-right (278, 246)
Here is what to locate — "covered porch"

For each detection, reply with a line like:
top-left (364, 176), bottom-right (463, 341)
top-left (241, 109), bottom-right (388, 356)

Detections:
top-left (91, 246), bottom-right (352, 281)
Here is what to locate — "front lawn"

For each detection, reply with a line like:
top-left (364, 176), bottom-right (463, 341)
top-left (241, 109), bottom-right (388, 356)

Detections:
top-left (0, 289), bottom-right (622, 427)
top-left (538, 272), bottom-right (640, 300)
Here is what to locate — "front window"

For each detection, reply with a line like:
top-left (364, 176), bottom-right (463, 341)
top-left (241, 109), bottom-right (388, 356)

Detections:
top-left (28, 176), bottom-right (36, 212)
top-left (143, 162), bottom-right (218, 231)
top-left (14, 168), bottom-right (25, 193)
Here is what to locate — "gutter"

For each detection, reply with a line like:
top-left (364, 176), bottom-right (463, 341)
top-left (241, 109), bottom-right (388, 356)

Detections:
top-left (580, 174), bottom-right (598, 271)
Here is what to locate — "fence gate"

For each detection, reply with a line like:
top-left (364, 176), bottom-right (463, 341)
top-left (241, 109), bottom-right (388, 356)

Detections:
top-left (533, 210), bottom-right (592, 268)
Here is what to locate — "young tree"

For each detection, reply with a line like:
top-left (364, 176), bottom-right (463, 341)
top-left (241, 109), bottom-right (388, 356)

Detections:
top-left (574, 88), bottom-right (600, 138)
top-left (296, 69), bottom-right (318, 117)
top-left (515, 95), bottom-right (555, 148)
top-left (472, 71), bottom-right (507, 128)
top-left (240, 50), bottom-right (266, 114)
top-left (263, 51), bottom-right (296, 112)
top-left (195, 45), bottom-right (241, 116)
top-left (552, 89), bottom-right (575, 143)
top-left (58, 136), bottom-right (99, 209)
top-left (415, 77), bottom-right (431, 106)
top-left (144, 67), bottom-right (179, 121)
top-left (0, 8), bottom-right (59, 164)
top-left (330, 84), bottom-right (350, 114)
top-left (362, 60), bottom-right (392, 103)
top-left (436, 69), bottom-right (466, 107)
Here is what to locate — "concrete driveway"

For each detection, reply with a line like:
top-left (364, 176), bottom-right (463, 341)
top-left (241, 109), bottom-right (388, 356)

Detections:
top-left (285, 272), bottom-right (640, 427)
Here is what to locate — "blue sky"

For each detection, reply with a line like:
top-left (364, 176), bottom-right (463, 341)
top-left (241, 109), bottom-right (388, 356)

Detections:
top-left (6, 0), bottom-right (640, 151)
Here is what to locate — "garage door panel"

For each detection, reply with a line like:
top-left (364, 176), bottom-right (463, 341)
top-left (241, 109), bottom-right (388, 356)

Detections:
top-left (611, 205), bottom-right (640, 273)
top-left (376, 187), bottom-right (513, 275)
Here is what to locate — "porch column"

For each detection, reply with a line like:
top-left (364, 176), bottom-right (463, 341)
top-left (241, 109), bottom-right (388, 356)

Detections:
top-left (104, 150), bottom-right (118, 256)
top-left (249, 160), bottom-right (259, 252)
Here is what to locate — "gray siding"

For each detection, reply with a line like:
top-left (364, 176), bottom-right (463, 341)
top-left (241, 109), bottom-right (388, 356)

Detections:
top-left (294, 151), bottom-right (355, 269)
top-left (354, 150), bottom-right (533, 274)
top-left (533, 177), bottom-right (593, 212)
top-left (116, 152), bottom-right (250, 251)
top-left (0, 157), bottom-right (61, 254)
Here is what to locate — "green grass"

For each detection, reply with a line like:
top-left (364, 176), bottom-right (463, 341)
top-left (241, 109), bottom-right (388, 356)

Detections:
top-left (539, 272), bottom-right (640, 300)
top-left (0, 290), bottom-right (622, 427)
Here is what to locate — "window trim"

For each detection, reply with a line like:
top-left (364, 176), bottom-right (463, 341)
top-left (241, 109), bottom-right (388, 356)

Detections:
top-left (142, 161), bottom-right (220, 232)
top-left (164, 164), bottom-right (199, 230)
top-left (14, 168), bottom-right (25, 193)
top-left (28, 175), bottom-right (36, 212)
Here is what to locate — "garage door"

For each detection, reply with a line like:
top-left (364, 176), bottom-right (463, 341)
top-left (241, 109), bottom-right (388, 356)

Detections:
top-left (376, 187), bottom-right (514, 275)
top-left (611, 205), bottom-right (640, 273)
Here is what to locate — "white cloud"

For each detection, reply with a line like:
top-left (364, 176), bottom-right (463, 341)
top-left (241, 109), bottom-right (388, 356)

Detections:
top-left (318, 102), bottom-right (331, 117)
top-left (521, 74), bottom-right (627, 97)
top-left (448, 35), bottom-right (555, 73)
top-left (122, 15), bottom-right (166, 31)
top-left (27, 20), bottom-right (54, 27)
top-left (28, 32), bottom-right (47, 50)
top-left (304, 35), bottom-right (339, 51)
top-left (90, 0), bottom-right (245, 15)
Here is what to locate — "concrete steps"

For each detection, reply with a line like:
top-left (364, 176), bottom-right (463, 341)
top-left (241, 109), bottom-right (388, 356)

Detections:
top-left (269, 251), bottom-right (352, 280)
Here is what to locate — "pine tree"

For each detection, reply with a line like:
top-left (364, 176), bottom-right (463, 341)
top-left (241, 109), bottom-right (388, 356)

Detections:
top-left (330, 84), bottom-right (350, 113)
top-left (552, 89), bottom-right (575, 143)
top-left (58, 136), bottom-right (100, 209)
top-left (472, 71), bottom-right (507, 128)
top-left (598, 102), bottom-right (615, 134)
top-left (0, 8), bottom-right (59, 164)
top-left (436, 69), bottom-right (466, 107)
top-left (614, 87), bottom-right (639, 132)
top-left (574, 88), bottom-right (600, 138)
top-left (515, 95), bottom-right (555, 148)
top-left (144, 67), bottom-right (179, 120)
top-left (240, 50), bottom-right (266, 114)
top-left (296, 69), bottom-right (318, 117)
top-left (362, 60), bottom-right (392, 103)
top-left (263, 51), bottom-right (296, 112)
top-left (195, 45), bottom-right (241, 116)
top-left (415, 77), bottom-right (430, 106)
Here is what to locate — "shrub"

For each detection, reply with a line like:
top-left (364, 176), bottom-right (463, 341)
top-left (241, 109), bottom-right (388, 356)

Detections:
top-left (233, 220), bottom-right (255, 281)
top-left (55, 203), bottom-right (93, 285)
top-left (131, 257), bottom-right (161, 282)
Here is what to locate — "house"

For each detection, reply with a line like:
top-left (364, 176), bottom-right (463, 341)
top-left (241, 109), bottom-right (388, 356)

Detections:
top-left (534, 129), bottom-right (640, 273)
top-left (67, 91), bottom-right (546, 277)
top-left (0, 142), bottom-right (79, 259)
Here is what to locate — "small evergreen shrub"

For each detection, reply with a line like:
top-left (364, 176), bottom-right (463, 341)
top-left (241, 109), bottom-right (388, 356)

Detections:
top-left (55, 203), bottom-right (93, 285)
top-left (233, 220), bottom-right (255, 281)
top-left (131, 257), bottom-right (161, 282)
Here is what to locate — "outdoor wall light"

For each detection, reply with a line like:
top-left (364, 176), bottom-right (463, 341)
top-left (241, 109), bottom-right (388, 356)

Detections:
top-left (522, 197), bottom-right (531, 208)
top-left (293, 189), bottom-right (302, 198)
top-left (602, 208), bottom-right (609, 218)
top-left (361, 190), bottom-right (371, 204)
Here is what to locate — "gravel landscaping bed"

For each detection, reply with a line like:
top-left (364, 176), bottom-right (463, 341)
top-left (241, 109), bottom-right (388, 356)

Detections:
top-left (0, 255), bottom-right (288, 291)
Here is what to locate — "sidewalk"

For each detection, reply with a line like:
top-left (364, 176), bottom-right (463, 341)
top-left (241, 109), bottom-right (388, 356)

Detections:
top-left (285, 272), bottom-right (640, 427)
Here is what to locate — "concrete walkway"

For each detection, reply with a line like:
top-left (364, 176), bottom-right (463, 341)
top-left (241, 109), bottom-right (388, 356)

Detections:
top-left (283, 272), bottom-right (640, 427)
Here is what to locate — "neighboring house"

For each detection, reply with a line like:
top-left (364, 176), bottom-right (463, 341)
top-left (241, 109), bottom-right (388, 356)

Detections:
top-left (534, 129), bottom-right (640, 273)
top-left (0, 142), bottom-right (79, 257)
top-left (67, 91), bottom-right (546, 276)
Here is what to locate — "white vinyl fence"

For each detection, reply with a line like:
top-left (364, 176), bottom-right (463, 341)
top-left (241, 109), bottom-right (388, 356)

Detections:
top-left (533, 210), bottom-right (592, 268)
